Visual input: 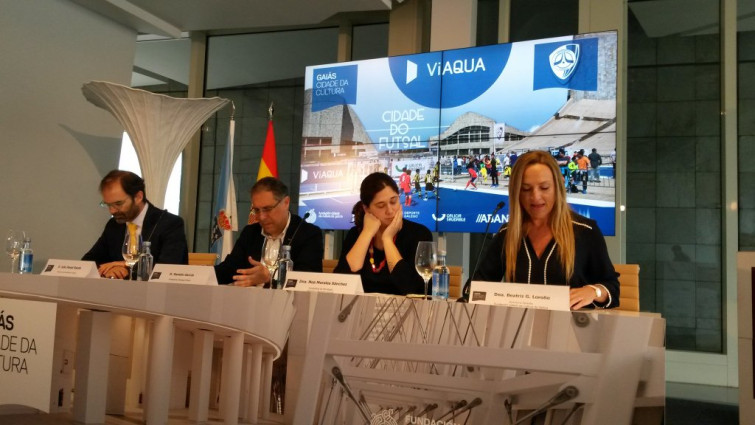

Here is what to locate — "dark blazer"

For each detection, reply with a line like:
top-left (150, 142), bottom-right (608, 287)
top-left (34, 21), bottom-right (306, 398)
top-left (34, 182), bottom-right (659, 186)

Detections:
top-left (474, 212), bottom-right (620, 308)
top-left (82, 203), bottom-right (189, 266)
top-left (214, 214), bottom-right (324, 285)
top-left (334, 219), bottom-right (433, 296)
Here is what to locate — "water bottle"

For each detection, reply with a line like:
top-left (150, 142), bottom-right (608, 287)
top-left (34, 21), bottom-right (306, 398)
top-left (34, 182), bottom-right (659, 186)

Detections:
top-left (276, 245), bottom-right (293, 289)
top-left (136, 241), bottom-right (154, 281)
top-left (432, 250), bottom-right (450, 300)
top-left (18, 237), bottom-right (33, 274)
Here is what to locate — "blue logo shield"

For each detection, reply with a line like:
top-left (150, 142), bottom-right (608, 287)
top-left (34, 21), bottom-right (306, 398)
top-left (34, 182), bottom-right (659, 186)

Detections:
top-left (550, 44), bottom-right (580, 81)
top-left (533, 37), bottom-right (598, 91)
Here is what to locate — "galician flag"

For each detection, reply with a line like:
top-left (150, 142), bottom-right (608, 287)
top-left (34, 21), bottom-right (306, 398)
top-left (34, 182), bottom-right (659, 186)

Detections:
top-left (257, 105), bottom-right (278, 179)
top-left (210, 116), bottom-right (238, 260)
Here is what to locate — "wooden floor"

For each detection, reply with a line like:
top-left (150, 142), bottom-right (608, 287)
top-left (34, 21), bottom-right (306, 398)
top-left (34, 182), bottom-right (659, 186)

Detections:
top-left (0, 408), bottom-right (277, 425)
top-left (0, 402), bottom-right (740, 425)
top-left (0, 383), bottom-right (741, 425)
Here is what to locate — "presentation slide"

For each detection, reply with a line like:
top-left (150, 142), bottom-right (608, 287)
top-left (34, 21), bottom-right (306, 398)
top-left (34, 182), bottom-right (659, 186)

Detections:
top-left (299, 31), bottom-right (617, 235)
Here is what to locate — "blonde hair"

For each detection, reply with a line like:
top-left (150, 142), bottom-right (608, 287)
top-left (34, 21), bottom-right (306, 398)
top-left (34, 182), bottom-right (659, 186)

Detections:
top-left (504, 150), bottom-right (575, 282)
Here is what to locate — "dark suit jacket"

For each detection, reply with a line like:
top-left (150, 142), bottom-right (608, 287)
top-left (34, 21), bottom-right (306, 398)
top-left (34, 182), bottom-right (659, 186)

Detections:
top-left (334, 219), bottom-right (433, 295)
top-left (214, 214), bottom-right (324, 285)
top-left (473, 212), bottom-right (619, 308)
top-left (82, 203), bottom-right (189, 266)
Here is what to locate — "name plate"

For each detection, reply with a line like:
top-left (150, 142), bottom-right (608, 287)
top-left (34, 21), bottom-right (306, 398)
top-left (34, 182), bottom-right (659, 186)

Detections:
top-left (149, 264), bottom-right (218, 285)
top-left (283, 271), bottom-right (364, 295)
top-left (41, 259), bottom-right (99, 278)
top-left (469, 281), bottom-right (570, 311)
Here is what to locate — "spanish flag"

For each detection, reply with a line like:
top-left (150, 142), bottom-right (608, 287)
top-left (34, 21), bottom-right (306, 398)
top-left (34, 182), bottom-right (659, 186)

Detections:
top-left (257, 118), bottom-right (278, 179)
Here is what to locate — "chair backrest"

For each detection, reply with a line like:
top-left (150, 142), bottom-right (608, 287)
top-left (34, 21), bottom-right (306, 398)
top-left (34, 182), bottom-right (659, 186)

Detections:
top-left (614, 263), bottom-right (640, 312)
top-left (448, 265), bottom-right (463, 299)
top-left (322, 259), bottom-right (338, 273)
top-left (188, 252), bottom-right (219, 266)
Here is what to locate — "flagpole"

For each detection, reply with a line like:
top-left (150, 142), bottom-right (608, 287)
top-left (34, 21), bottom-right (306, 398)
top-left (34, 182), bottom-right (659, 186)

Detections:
top-left (210, 101), bottom-right (238, 260)
top-left (224, 102), bottom-right (237, 258)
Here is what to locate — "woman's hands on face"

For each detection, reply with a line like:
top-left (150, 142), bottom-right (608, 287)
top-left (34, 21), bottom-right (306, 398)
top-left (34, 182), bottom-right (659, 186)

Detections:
top-left (382, 206), bottom-right (403, 241)
top-left (362, 211), bottom-right (382, 238)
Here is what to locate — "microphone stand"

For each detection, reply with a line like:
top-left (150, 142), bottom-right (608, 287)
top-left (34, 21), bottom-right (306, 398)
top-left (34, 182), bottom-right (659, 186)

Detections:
top-left (285, 211), bottom-right (311, 247)
top-left (446, 397), bottom-right (482, 421)
top-left (460, 201), bottom-right (505, 301)
top-left (435, 400), bottom-right (468, 421)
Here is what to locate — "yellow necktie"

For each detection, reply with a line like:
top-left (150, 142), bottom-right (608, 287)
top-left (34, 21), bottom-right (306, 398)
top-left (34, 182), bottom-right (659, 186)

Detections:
top-left (127, 222), bottom-right (139, 254)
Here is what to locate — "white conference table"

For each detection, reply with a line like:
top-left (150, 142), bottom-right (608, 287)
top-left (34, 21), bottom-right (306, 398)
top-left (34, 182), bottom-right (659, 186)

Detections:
top-left (0, 272), bottom-right (295, 425)
top-left (291, 293), bottom-right (666, 425)
top-left (0, 272), bottom-right (666, 425)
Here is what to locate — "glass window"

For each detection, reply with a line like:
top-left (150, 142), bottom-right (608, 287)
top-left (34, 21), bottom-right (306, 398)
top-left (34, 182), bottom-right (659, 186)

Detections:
top-left (197, 28), bottom-right (340, 250)
top-left (627, 0), bottom-right (722, 353)
top-left (133, 37), bottom-right (191, 90)
top-left (476, 0), bottom-right (500, 46)
top-left (206, 28), bottom-right (339, 90)
top-left (739, 0), bottom-right (755, 250)
top-left (352, 24), bottom-right (389, 60)
top-left (509, 0), bottom-right (578, 43)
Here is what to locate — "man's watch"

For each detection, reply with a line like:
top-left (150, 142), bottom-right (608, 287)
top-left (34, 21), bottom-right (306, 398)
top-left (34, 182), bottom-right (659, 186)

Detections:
top-left (588, 284), bottom-right (602, 299)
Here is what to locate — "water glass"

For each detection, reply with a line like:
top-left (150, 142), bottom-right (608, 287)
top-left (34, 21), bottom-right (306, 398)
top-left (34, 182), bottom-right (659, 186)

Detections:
top-left (122, 230), bottom-right (142, 280)
top-left (262, 238), bottom-right (280, 287)
top-left (414, 241), bottom-right (436, 299)
top-left (5, 230), bottom-right (24, 273)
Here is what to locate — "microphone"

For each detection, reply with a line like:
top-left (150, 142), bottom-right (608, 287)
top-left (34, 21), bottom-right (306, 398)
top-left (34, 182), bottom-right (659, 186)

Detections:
top-left (414, 403), bottom-right (438, 417)
top-left (285, 211), bottom-right (311, 246)
top-left (447, 398), bottom-right (483, 420)
top-left (460, 201), bottom-right (505, 301)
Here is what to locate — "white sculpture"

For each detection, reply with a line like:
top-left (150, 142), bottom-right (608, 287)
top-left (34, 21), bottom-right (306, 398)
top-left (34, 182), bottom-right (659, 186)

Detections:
top-left (82, 81), bottom-right (230, 208)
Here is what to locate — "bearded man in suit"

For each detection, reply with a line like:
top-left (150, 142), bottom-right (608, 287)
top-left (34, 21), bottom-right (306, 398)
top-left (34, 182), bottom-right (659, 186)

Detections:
top-left (83, 170), bottom-right (188, 278)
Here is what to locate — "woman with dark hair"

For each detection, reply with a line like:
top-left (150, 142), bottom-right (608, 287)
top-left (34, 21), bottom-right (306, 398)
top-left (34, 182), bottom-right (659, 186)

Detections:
top-left (334, 172), bottom-right (433, 295)
top-left (473, 150), bottom-right (620, 309)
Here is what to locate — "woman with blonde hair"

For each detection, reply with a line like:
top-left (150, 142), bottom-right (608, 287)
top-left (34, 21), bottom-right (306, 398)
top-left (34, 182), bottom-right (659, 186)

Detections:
top-left (473, 150), bottom-right (619, 309)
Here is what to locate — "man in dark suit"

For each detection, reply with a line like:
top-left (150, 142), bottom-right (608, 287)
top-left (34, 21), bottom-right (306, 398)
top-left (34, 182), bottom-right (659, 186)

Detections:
top-left (215, 177), bottom-right (323, 286)
top-left (83, 170), bottom-right (188, 278)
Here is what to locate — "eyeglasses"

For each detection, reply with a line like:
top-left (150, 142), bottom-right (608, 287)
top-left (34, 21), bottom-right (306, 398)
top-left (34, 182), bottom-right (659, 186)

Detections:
top-left (249, 198), bottom-right (283, 216)
top-left (100, 198), bottom-right (129, 209)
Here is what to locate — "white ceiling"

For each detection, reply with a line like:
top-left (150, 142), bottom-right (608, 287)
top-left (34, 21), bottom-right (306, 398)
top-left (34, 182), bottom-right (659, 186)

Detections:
top-left (71, 0), bottom-right (392, 37)
top-left (73, 0), bottom-right (755, 89)
top-left (70, 0), bottom-right (393, 89)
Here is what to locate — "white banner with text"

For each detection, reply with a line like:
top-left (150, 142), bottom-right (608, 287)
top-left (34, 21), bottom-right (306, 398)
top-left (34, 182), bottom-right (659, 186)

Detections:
top-left (0, 298), bottom-right (57, 412)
